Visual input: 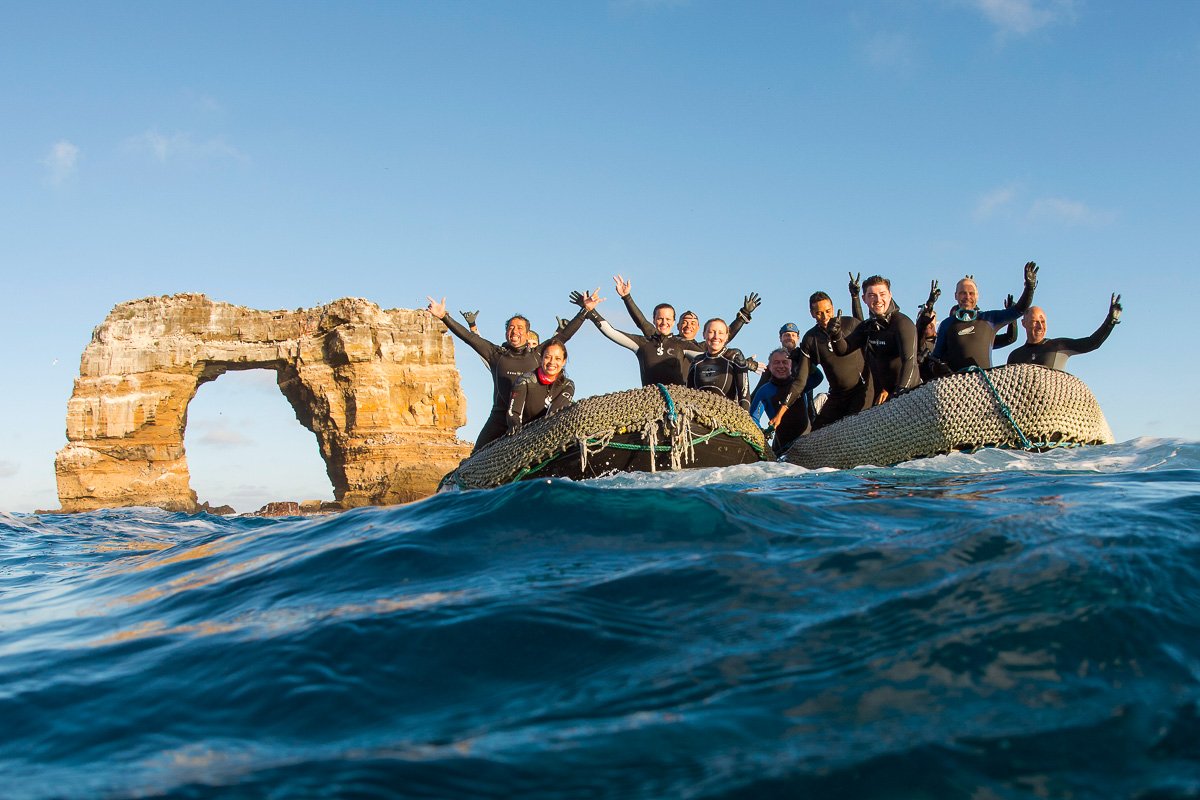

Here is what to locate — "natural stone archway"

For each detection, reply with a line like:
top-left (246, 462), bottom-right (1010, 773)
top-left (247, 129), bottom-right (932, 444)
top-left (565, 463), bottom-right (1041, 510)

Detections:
top-left (54, 294), bottom-right (472, 513)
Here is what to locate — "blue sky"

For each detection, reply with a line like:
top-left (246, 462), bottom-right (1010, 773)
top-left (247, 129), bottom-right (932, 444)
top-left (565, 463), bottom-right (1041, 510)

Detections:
top-left (2, 1), bottom-right (1197, 512)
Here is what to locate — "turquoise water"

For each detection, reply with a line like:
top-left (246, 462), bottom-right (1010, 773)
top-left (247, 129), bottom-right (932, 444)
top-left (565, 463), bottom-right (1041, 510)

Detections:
top-left (3, 438), bottom-right (1200, 799)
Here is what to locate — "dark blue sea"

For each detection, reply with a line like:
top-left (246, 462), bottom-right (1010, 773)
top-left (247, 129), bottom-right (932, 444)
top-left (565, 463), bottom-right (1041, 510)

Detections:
top-left (4, 438), bottom-right (1200, 799)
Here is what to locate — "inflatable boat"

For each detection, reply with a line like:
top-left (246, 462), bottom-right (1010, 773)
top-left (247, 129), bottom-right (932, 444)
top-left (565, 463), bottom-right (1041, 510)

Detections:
top-left (439, 385), bottom-right (769, 491)
top-left (783, 364), bottom-right (1114, 469)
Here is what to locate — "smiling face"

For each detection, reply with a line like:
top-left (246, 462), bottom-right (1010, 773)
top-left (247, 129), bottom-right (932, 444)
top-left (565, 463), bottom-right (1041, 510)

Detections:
top-left (703, 319), bottom-right (728, 354)
top-left (863, 282), bottom-right (892, 316)
top-left (955, 279), bottom-right (979, 311)
top-left (506, 317), bottom-right (529, 348)
top-left (653, 306), bottom-right (676, 336)
top-left (811, 298), bottom-right (836, 328)
top-left (779, 330), bottom-right (800, 350)
top-left (1022, 307), bottom-right (1047, 344)
top-left (768, 351), bottom-right (792, 380)
top-left (540, 343), bottom-right (566, 378)
top-left (678, 313), bottom-right (699, 339)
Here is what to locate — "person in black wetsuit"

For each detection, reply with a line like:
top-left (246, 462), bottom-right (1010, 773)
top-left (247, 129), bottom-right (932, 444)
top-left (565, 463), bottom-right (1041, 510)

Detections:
top-left (687, 318), bottom-right (751, 411)
top-left (1007, 295), bottom-right (1122, 370)
top-left (769, 274), bottom-right (871, 431)
top-left (750, 349), bottom-right (811, 454)
top-left (828, 275), bottom-right (919, 404)
top-left (507, 341), bottom-right (575, 434)
top-left (426, 294), bottom-right (589, 452)
top-left (583, 275), bottom-right (757, 386)
top-left (932, 262), bottom-right (1038, 371)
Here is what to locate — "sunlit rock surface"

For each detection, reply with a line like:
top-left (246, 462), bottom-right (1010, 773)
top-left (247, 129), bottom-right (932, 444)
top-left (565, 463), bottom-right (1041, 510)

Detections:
top-left (55, 294), bottom-right (471, 513)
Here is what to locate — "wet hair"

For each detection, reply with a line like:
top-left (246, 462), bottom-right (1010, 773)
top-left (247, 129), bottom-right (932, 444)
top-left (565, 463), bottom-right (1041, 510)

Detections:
top-left (809, 291), bottom-right (832, 307)
top-left (526, 330), bottom-right (540, 346)
top-left (505, 315), bottom-right (530, 331)
top-left (769, 348), bottom-right (791, 361)
top-left (652, 304), bottom-right (676, 321)
top-left (703, 317), bottom-right (728, 334)
top-left (862, 276), bottom-right (891, 291)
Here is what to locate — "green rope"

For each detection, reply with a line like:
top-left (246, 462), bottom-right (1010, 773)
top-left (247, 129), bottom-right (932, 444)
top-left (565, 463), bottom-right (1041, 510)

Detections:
top-left (655, 383), bottom-right (678, 423)
top-left (963, 366), bottom-right (1034, 449)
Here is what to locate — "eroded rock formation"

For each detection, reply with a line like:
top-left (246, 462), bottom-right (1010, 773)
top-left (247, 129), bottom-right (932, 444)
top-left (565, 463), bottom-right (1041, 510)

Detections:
top-left (55, 294), bottom-right (472, 513)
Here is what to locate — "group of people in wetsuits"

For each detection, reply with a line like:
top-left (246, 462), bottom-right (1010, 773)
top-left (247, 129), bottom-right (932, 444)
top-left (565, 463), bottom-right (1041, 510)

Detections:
top-left (427, 261), bottom-right (1122, 455)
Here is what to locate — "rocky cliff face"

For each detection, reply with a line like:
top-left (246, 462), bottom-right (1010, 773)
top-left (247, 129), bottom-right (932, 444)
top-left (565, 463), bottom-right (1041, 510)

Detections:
top-left (55, 294), bottom-right (472, 513)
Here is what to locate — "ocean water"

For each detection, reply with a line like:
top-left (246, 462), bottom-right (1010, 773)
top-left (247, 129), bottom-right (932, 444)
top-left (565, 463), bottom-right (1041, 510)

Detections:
top-left (3, 437), bottom-right (1200, 799)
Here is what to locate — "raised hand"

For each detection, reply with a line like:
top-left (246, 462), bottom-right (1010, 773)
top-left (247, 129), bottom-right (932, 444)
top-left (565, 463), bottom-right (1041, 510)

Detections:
top-left (1003, 293), bottom-right (1015, 309)
top-left (613, 274), bottom-right (632, 297)
top-left (1024, 261), bottom-right (1039, 286)
top-left (849, 272), bottom-right (861, 297)
top-left (460, 309), bottom-right (479, 327)
top-left (556, 316), bottom-right (569, 332)
top-left (569, 290), bottom-right (587, 308)
top-left (1109, 293), bottom-right (1122, 323)
top-left (746, 355), bottom-right (764, 374)
top-left (925, 279), bottom-right (941, 309)
top-left (741, 292), bottom-right (761, 317)
top-left (583, 287), bottom-right (604, 311)
top-left (425, 296), bottom-right (447, 319)
top-left (825, 310), bottom-right (843, 339)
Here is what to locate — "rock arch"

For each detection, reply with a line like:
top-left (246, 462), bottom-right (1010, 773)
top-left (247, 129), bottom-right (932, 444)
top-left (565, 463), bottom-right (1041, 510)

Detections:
top-left (55, 294), bottom-right (472, 513)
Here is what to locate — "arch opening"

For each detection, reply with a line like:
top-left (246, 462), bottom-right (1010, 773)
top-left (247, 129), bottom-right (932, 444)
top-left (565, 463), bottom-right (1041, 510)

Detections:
top-left (184, 368), bottom-right (334, 514)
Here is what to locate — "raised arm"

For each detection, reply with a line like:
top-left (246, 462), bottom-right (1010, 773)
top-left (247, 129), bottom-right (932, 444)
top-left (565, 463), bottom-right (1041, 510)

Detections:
top-left (1059, 294), bottom-right (1122, 356)
top-left (849, 273), bottom-right (865, 322)
top-left (828, 313), bottom-right (867, 357)
top-left (1013, 261), bottom-right (1038, 313)
top-left (727, 292), bottom-right (760, 342)
top-left (427, 296), bottom-right (500, 363)
top-left (993, 294), bottom-right (1018, 348)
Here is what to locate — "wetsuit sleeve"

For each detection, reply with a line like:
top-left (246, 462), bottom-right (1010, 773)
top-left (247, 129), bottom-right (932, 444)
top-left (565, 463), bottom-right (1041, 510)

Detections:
top-left (931, 318), bottom-right (950, 359)
top-left (507, 377), bottom-right (530, 433)
top-left (589, 311), bottom-right (641, 352)
top-left (850, 288), bottom-right (864, 322)
top-left (441, 313), bottom-right (501, 365)
top-left (547, 308), bottom-right (587, 346)
top-left (896, 315), bottom-right (919, 390)
top-left (830, 320), bottom-right (867, 357)
top-left (732, 353), bottom-right (751, 411)
top-left (781, 345), bottom-right (815, 408)
top-left (549, 378), bottom-right (575, 414)
top-left (993, 321), bottom-right (1018, 348)
top-left (805, 365), bottom-right (824, 392)
top-left (1057, 314), bottom-right (1119, 357)
top-left (979, 307), bottom-right (1023, 329)
top-left (622, 294), bottom-right (657, 338)
top-left (1014, 277), bottom-right (1035, 314)
top-left (686, 361), bottom-right (697, 389)
top-left (727, 309), bottom-right (747, 342)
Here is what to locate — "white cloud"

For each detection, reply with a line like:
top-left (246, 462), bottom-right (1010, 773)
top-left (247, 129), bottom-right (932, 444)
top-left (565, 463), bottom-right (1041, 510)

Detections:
top-left (966, 0), bottom-right (1077, 36)
top-left (974, 184), bottom-right (1018, 219)
top-left (0, 461), bottom-right (18, 478)
top-left (42, 140), bottom-right (80, 185)
top-left (1027, 197), bottom-right (1116, 225)
top-left (125, 129), bottom-right (248, 165)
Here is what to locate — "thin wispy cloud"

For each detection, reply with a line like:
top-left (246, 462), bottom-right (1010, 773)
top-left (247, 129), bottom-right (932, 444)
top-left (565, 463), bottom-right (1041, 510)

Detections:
top-left (1027, 197), bottom-right (1116, 225)
top-left (42, 140), bottom-right (80, 185)
top-left (974, 184), bottom-right (1018, 219)
top-left (0, 461), bottom-right (18, 478)
top-left (125, 129), bottom-right (248, 165)
top-left (966, 0), bottom-right (1077, 37)
top-left (198, 426), bottom-right (254, 447)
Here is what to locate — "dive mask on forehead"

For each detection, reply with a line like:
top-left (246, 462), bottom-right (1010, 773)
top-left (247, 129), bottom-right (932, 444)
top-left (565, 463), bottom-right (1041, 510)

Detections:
top-left (954, 308), bottom-right (979, 322)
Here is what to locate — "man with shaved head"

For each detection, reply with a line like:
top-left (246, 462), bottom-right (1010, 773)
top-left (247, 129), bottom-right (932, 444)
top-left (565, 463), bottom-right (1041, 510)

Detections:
top-left (1007, 295), bottom-right (1123, 371)
top-left (932, 261), bottom-right (1039, 372)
